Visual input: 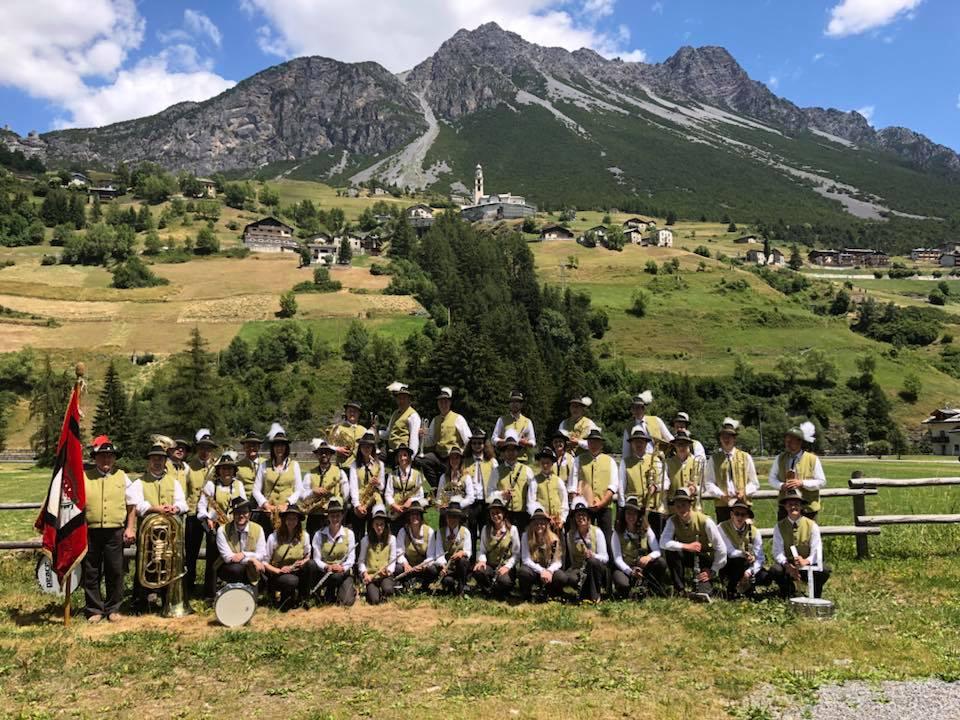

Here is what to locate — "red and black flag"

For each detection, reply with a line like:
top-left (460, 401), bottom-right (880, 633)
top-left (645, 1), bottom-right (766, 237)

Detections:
top-left (34, 384), bottom-right (87, 580)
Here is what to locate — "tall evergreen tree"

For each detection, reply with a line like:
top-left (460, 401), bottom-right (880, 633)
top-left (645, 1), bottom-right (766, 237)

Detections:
top-left (164, 328), bottom-right (223, 437)
top-left (92, 360), bottom-right (129, 450)
top-left (29, 354), bottom-right (72, 466)
top-left (389, 213), bottom-right (416, 259)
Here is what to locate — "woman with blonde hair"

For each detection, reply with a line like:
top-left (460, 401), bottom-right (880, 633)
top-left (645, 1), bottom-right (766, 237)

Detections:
top-left (518, 504), bottom-right (568, 601)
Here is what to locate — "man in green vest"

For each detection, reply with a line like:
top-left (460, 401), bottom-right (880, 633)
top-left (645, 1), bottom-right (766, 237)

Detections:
top-left (486, 432), bottom-right (535, 533)
top-left (659, 487), bottom-right (727, 601)
top-left (82, 436), bottom-right (136, 622)
top-left (618, 426), bottom-right (667, 536)
top-left (236, 430), bottom-right (263, 498)
top-left (769, 422), bottom-right (825, 520)
top-left (569, 428), bottom-right (619, 546)
top-left (418, 386), bottom-right (472, 491)
top-left (717, 499), bottom-right (768, 598)
top-left (330, 400), bottom-right (367, 469)
top-left (620, 391), bottom-right (673, 459)
top-left (185, 428), bottom-right (218, 597)
top-left (703, 418), bottom-right (759, 523)
top-left (492, 391), bottom-right (537, 465)
top-left (215, 497), bottom-right (266, 585)
top-left (382, 382), bottom-right (422, 465)
top-left (559, 396), bottom-right (598, 455)
top-left (769, 489), bottom-right (831, 598)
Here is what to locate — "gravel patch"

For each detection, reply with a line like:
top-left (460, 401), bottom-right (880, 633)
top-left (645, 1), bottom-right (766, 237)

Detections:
top-left (742, 680), bottom-right (959, 720)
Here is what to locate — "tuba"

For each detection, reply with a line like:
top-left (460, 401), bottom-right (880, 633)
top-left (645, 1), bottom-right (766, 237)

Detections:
top-left (137, 513), bottom-right (193, 618)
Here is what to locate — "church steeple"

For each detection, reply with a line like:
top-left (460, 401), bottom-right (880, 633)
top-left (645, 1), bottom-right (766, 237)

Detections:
top-left (474, 163), bottom-right (484, 204)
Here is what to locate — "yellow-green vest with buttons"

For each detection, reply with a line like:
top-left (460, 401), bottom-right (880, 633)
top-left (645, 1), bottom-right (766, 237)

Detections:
top-left (187, 457), bottom-right (214, 514)
top-left (579, 453), bottom-right (614, 500)
top-left (485, 527), bottom-right (513, 567)
top-left (365, 538), bottom-right (392, 574)
top-left (711, 449), bottom-right (750, 509)
top-left (85, 468), bottom-right (128, 528)
top-left (495, 464), bottom-right (528, 512)
top-left (138, 472), bottom-right (176, 507)
top-left (271, 531), bottom-right (306, 567)
top-left (776, 451), bottom-right (821, 512)
top-left (403, 526), bottom-right (433, 565)
top-left (777, 516), bottom-right (814, 559)
top-left (567, 525), bottom-right (600, 568)
top-left (388, 406), bottom-right (415, 450)
top-left (535, 472), bottom-right (564, 520)
top-left (617, 529), bottom-right (650, 567)
top-left (263, 461), bottom-right (297, 506)
top-left (236, 456), bottom-right (260, 497)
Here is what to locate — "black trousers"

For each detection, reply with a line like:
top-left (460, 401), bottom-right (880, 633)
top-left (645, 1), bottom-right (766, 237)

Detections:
top-left (611, 557), bottom-right (669, 599)
top-left (509, 510), bottom-right (529, 536)
top-left (82, 527), bottom-right (125, 618)
top-left (364, 577), bottom-right (396, 605)
top-left (183, 515), bottom-right (204, 592)
top-left (252, 510), bottom-right (274, 535)
top-left (394, 563), bottom-right (439, 592)
top-left (647, 511), bottom-right (666, 539)
top-left (306, 513), bottom-right (327, 537)
top-left (202, 528), bottom-right (218, 598)
top-left (305, 561), bottom-right (356, 606)
top-left (471, 564), bottom-right (515, 597)
top-left (349, 508), bottom-right (367, 544)
top-left (267, 569), bottom-right (308, 607)
top-left (719, 556), bottom-right (771, 598)
top-left (466, 503), bottom-right (484, 555)
top-left (517, 565), bottom-right (570, 600)
top-left (438, 557), bottom-right (470, 594)
top-left (664, 550), bottom-right (716, 596)
top-left (218, 562), bottom-right (256, 585)
top-left (415, 453), bottom-right (446, 491)
top-left (569, 557), bottom-right (608, 602)
top-left (768, 562), bottom-right (831, 599)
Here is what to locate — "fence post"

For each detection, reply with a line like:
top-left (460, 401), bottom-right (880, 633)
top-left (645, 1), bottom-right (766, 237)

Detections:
top-left (849, 471), bottom-right (869, 559)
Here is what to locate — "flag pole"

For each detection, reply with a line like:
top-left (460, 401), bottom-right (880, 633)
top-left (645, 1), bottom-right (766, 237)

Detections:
top-left (63, 362), bottom-right (86, 627)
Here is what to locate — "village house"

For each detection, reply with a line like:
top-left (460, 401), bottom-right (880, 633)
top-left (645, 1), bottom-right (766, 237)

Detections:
top-left (331, 232), bottom-right (365, 257)
top-left (921, 407), bottom-right (960, 455)
top-left (539, 224), bottom-right (575, 241)
top-left (624, 227), bottom-right (645, 244)
top-left (808, 248), bottom-right (889, 267)
top-left (941, 252), bottom-right (960, 268)
top-left (88, 185), bottom-right (123, 202)
top-left (243, 217), bottom-right (298, 253)
top-left (648, 228), bottom-right (674, 247)
top-left (306, 242), bottom-right (338, 266)
top-left (734, 235), bottom-right (759, 245)
top-left (767, 248), bottom-right (786, 267)
top-left (196, 178), bottom-right (218, 198)
top-left (623, 217), bottom-right (655, 230)
top-left (584, 225), bottom-right (609, 240)
top-left (745, 249), bottom-right (766, 265)
top-left (911, 247), bottom-right (943, 262)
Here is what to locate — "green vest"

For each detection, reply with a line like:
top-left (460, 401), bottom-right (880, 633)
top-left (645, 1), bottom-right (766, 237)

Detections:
top-left (567, 526), bottom-right (600, 568)
top-left (617, 529), bottom-right (649, 567)
top-left (321, 529), bottom-right (351, 563)
top-left (365, 538), bottom-right (392, 574)
top-left (226, 521), bottom-right (263, 553)
top-left (465, 456), bottom-right (496, 494)
top-left (564, 416), bottom-right (593, 456)
top-left (579, 453), bottom-right (614, 500)
top-left (263, 461), bottom-right (297, 505)
top-left (236, 457), bottom-right (260, 497)
top-left (671, 511), bottom-right (712, 550)
top-left (388, 406), bottom-right (415, 450)
top-left (639, 415), bottom-right (667, 444)
top-left (535, 472), bottom-right (564, 519)
top-left (392, 466), bottom-right (425, 505)
top-left (187, 458), bottom-right (214, 514)
top-left (439, 468), bottom-right (468, 507)
top-left (778, 516), bottom-right (814, 560)
top-left (308, 464), bottom-right (342, 515)
top-left (165, 459), bottom-right (189, 500)
top-left (499, 414), bottom-right (533, 463)
top-left (139, 472), bottom-right (177, 507)
top-left (434, 411), bottom-right (462, 457)
top-left (85, 468), bottom-right (128, 528)
top-left (356, 460), bottom-right (384, 509)
top-left (441, 525), bottom-right (467, 560)
top-left (271, 532), bottom-right (306, 567)
top-left (776, 452), bottom-right (821, 512)
top-left (485, 527), bottom-right (513, 567)
top-left (711, 449), bottom-right (750, 508)
top-left (719, 520), bottom-right (757, 554)
top-left (330, 422), bottom-right (366, 469)
top-left (403, 526), bottom-right (433, 565)
top-left (496, 464), bottom-right (528, 512)
top-left (666, 455), bottom-right (698, 496)
top-left (623, 454), bottom-right (655, 501)
top-left (531, 536), bottom-right (562, 568)
top-left (556, 454), bottom-right (573, 487)
top-left (212, 480), bottom-right (244, 514)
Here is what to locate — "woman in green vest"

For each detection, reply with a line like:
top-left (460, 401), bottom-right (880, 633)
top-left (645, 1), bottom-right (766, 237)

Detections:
top-left (307, 497), bottom-right (357, 606)
top-left (197, 450), bottom-right (246, 598)
top-left (253, 424), bottom-right (302, 533)
top-left (301, 439), bottom-right (349, 536)
top-left (437, 445), bottom-right (474, 520)
top-left (385, 444), bottom-right (429, 534)
top-left (769, 423), bottom-right (826, 521)
top-left (611, 495), bottom-right (668, 599)
top-left (703, 418), bottom-right (759, 523)
top-left (471, 492), bottom-right (520, 598)
top-left (349, 431), bottom-right (385, 541)
top-left (530, 446), bottom-right (568, 534)
top-left (565, 497), bottom-right (609, 603)
top-left (263, 503), bottom-right (311, 609)
top-left (214, 498), bottom-right (266, 586)
top-left (518, 505), bottom-right (568, 601)
top-left (769, 489), bottom-right (831, 598)
top-left (394, 499), bottom-right (439, 591)
top-left (429, 499), bottom-right (472, 596)
top-left (359, 504), bottom-right (397, 605)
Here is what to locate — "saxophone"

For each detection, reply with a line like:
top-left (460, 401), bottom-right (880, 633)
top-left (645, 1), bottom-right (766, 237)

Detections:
top-left (205, 488), bottom-right (229, 526)
top-left (358, 462), bottom-right (381, 509)
top-left (439, 468), bottom-right (464, 509)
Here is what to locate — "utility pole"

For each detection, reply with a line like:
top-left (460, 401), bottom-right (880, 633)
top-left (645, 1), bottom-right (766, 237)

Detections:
top-left (757, 405), bottom-right (765, 456)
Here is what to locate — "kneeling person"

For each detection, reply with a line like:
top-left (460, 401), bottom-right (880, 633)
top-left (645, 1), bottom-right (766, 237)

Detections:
top-left (263, 503), bottom-right (311, 609)
top-left (359, 504), bottom-right (397, 605)
top-left (308, 498), bottom-right (357, 606)
top-left (660, 488), bottom-right (727, 601)
top-left (717, 499), bottom-right (766, 598)
top-left (611, 495), bottom-right (667, 599)
top-left (472, 493), bottom-right (520, 598)
top-left (429, 498), bottom-right (472, 596)
top-left (769, 489), bottom-right (831, 598)
top-left (518, 505), bottom-right (567, 601)
top-left (394, 499), bottom-right (438, 591)
top-left (566, 496), bottom-right (609, 603)
top-left (215, 498), bottom-right (265, 586)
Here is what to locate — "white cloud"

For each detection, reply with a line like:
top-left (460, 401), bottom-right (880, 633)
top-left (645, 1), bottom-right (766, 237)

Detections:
top-left (0, 0), bottom-right (233, 129)
top-left (582, 0), bottom-right (614, 19)
top-left (768, 75), bottom-right (779, 89)
top-left (244, 0), bottom-right (645, 70)
top-left (813, 52), bottom-right (825, 61)
top-left (825, 0), bottom-right (923, 38)
top-left (855, 105), bottom-right (875, 124)
top-left (651, 1), bottom-right (664, 14)
top-left (184, 9), bottom-right (222, 48)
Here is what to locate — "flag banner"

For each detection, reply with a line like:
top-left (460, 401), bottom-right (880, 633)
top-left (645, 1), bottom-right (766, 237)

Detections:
top-left (34, 385), bottom-right (87, 580)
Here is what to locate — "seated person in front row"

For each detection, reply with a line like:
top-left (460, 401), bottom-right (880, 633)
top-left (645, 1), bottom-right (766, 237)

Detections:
top-left (307, 497), bottom-right (357, 606)
top-left (359, 504), bottom-right (398, 605)
top-left (262, 503), bottom-right (311, 610)
top-left (768, 488), bottom-right (831, 599)
top-left (659, 488), bottom-right (727, 601)
top-left (717, 499), bottom-right (767, 599)
top-left (566, 496), bottom-right (609, 604)
top-left (428, 497), bottom-right (472, 596)
top-left (394, 499), bottom-right (438, 591)
top-left (472, 492), bottom-right (520, 598)
top-left (518, 504), bottom-right (568, 601)
top-left (610, 495), bottom-right (668, 599)
top-left (215, 498), bottom-right (265, 586)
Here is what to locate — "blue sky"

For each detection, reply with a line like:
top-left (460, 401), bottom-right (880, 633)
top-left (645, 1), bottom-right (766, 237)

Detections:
top-left (1, 0), bottom-right (958, 151)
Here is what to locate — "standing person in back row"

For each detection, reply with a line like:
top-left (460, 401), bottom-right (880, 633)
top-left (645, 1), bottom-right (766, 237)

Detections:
top-left (418, 386), bottom-right (472, 490)
top-left (236, 430), bottom-right (263, 498)
top-left (492, 391), bottom-right (536, 466)
top-left (559, 396), bottom-right (598, 455)
top-left (621, 392), bottom-right (673, 459)
top-left (569, 428), bottom-right (618, 545)
top-left (185, 429), bottom-right (218, 597)
top-left (382, 382), bottom-right (421, 466)
top-left (769, 422), bottom-right (825, 520)
top-left (703, 418), bottom-right (759, 523)
top-left (671, 412), bottom-right (705, 461)
top-left (330, 400), bottom-right (367, 470)
top-left (253, 424), bottom-right (302, 533)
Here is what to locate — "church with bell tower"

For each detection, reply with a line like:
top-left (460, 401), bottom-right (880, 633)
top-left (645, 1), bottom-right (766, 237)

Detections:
top-left (461, 162), bottom-right (537, 222)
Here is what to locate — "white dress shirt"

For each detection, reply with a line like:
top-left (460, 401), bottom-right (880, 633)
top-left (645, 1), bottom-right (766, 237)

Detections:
top-left (660, 515), bottom-right (728, 574)
top-left (703, 450), bottom-right (760, 502)
top-left (384, 466), bottom-right (427, 507)
top-left (558, 416), bottom-right (598, 451)
top-left (486, 463), bottom-right (535, 513)
top-left (424, 412), bottom-right (472, 452)
top-left (568, 453), bottom-right (620, 498)
top-left (437, 470), bottom-right (475, 508)
top-left (773, 520), bottom-right (823, 568)
top-left (567, 526), bottom-right (609, 564)
top-left (358, 534), bottom-right (398, 576)
top-left (521, 533), bottom-right (562, 573)
top-left (196, 480), bottom-right (247, 521)
top-left (298, 465), bottom-right (349, 505)
top-left (611, 528), bottom-right (662, 574)
top-left (349, 459), bottom-right (386, 507)
top-left (476, 525), bottom-right (521, 570)
top-left (216, 522), bottom-right (266, 564)
top-left (527, 474), bottom-right (569, 525)
top-left (719, 523), bottom-right (764, 576)
top-left (310, 525), bottom-right (356, 572)
top-left (381, 407), bottom-right (422, 455)
top-left (465, 455), bottom-right (497, 503)
top-left (428, 524), bottom-right (472, 568)
top-left (265, 529), bottom-right (311, 565)
top-left (768, 452), bottom-right (827, 491)
top-left (621, 415), bottom-right (674, 457)
top-left (395, 525), bottom-right (435, 567)
top-left (252, 459), bottom-right (302, 507)
top-left (131, 473), bottom-right (188, 516)
top-left (491, 415), bottom-right (537, 449)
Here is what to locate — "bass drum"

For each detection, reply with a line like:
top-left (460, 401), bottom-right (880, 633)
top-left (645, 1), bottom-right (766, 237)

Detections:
top-left (35, 556), bottom-right (81, 596)
top-left (214, 583), bottom-right (257, 627)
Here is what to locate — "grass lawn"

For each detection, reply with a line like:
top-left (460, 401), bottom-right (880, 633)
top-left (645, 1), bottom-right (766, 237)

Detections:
top-left (0, 458), bottom-right (959, 718)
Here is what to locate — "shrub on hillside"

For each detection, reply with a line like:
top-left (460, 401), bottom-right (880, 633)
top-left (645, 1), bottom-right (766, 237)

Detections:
top-left (111, 257), bottom-right (170, 289)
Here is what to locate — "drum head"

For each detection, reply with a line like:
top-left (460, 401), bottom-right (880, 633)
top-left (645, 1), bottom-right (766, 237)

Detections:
top-left (35, 556), bottom-right (80, 596)
top-left (215, 584), bottom-right (256, 627)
